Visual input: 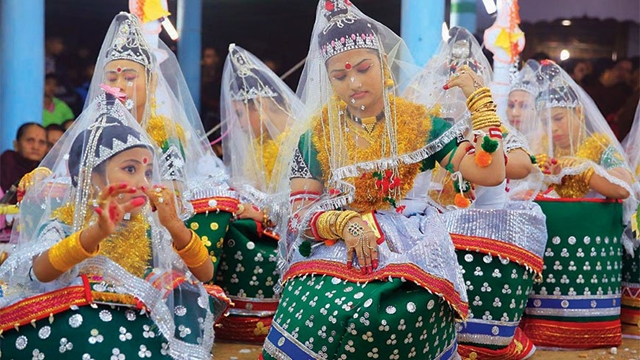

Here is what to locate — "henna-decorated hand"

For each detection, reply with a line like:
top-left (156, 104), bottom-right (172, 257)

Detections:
top-left (93, 183), bottom-right (146, 237)
top-left (342, 218), bottom-right (379, 274)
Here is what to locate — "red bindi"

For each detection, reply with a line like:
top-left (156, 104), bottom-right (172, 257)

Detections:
top-left (345, 62), bottom-right (352, 70)
top-left (116, 67), bottom-right (122, 73)
top-left (142, 157), bottom-right (148, 164)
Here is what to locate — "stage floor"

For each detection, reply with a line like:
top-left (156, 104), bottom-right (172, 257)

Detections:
top-left (213, 328), bottom-right (640, 360)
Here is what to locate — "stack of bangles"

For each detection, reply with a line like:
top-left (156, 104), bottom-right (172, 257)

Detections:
top-left (467, 87), bottom-right (501, 130)
top-left (48, 231), bottom-right (100, 273)
top-left (174, 230), bottom-right (210, 268)
top-left (310, 210), bottom-right (361, 246)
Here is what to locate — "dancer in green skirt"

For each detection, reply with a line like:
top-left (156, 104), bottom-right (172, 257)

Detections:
top-left (0, 92), bottom-right (219, 359)
top-left (262, 1), bottom-right (512, 359)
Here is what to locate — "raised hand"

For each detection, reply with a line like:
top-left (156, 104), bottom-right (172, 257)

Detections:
top-left (444, 65), bottom-right (485, 99)
top-left (93, 182), bottom-right (146, 237)
top-left (143, 184), bottom-right (183, 230)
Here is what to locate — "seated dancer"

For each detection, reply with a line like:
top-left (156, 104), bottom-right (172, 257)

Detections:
top-left (262, 1), bottom-right (510, 359)
top-left (84, 13), bottom-right (234, 281)
top-left (0, 93), bottom-right (220, 359)
top-left (507, 60), bottom-right (540, 132)
top-left (411, 27), bottom-right (547, 359)
top-left (520, 60), bottom-right (635, 349)
top-left (215, 44), bottom-right (300, 342)
top-left (621, 102), bottom-right (640, 337)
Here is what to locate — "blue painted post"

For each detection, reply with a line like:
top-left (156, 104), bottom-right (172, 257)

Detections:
top-left (401, 0), bottom-right (446, 67)
top-left (0, 0), bottom-right (45, 151)
top-left (177, 0), bottom-right (202, 111)
top-left (450, 0), bottom-right (477, 33)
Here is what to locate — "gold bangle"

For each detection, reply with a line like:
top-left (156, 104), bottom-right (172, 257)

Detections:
top-left (335, 211), bottom-right (361, 237)
top-left (316, 211), bottom-right (341, 240)
top-left (466, 87), bottom-right (491, 109)
top-left (469, 96), bottom-right (493, 112)
top-left (583, 167), bottom-right (595, 185)
top-left (175, 230), bottom-right (210, 268)
top-left (48, 231), bottom-right (99, 273)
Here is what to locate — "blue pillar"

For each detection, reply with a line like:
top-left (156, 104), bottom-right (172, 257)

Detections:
top-left (0, 0), bottom-right (44, 152)
top-left (450, 0), bottom-right (477, 33)
top-left (401, 0), bottom-right (445, 67)
top-left (177, 0), bottom-right (202, 111)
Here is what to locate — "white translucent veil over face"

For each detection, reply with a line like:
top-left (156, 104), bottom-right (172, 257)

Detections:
top-left (406, 26), bottom-right (493, 123)
top-left (286, 0), bottom-right (442, 213)
top-left (406, 26), bottom-right (540, 209)
top-left (0, 93), bottom-right (216, 359)
top-left (525, 61), bottom-right (635, 207)
top-left (507, 60), bottom-right (539, 133)
top-left (85, 12), bottom-right (229, 219)
top-left (622, 102), bottom-right (640, 181)
top-left (221, 44), bottom-right (302, 195)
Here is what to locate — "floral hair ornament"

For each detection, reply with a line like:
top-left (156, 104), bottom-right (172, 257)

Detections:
top-left (100, 84), bottom-right (128, 103)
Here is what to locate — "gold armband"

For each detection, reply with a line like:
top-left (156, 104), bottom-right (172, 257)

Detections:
top-left (175, 230), bottom-right (210, 268)
top-left (48, 231), bottom-right (99, 273)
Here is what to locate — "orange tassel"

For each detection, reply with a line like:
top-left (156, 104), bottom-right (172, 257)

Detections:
top-left (454, 193), bottom-right (471, 208)
top-left (475, 150), bottom-right (493, 167)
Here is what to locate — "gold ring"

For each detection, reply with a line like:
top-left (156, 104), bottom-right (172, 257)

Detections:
top-left (237, 204), bottom-right (245, 214)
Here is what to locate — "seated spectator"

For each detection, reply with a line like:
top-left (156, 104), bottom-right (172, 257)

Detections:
top-left (0, 123), bottom-right (47, 204)
top-left (61, 118), bottom-right (75, 130)
top-left (43, 74), bottom-right (74, 127)
top-left (45, 124), bottom-right (65, 149)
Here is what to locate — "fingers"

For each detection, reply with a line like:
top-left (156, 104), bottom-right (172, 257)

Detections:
top-left (346, 246), bottom-right (354, 270)
top-left (121, 197), bottom-right (147, 214)
top-left (361, 239), bottom-right (372, 274)
top-left (98, 183), bottom-right (136, 203)
top-left (353, 240), bottom-right (367, 274)
top-left (368, 235), bottom-right (379, 270)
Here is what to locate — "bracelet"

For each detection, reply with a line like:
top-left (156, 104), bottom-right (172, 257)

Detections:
top-left (336, 210), bottom-right (360, 236)
top-left (582, 167), bottom-right (595, 185)
top-left (466, 87), bottom-right (491, 109)
top-left (262, 210), bottom-right (275, 228)
top-left (48, 231), bottom-right (99, 273)
top-left (315, 211), bottom-right (342, 240)
top-left (174, 230), bottom-right (210, 268)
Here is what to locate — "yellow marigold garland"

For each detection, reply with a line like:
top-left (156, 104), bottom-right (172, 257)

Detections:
top-left (311, 96), bottom-right (434, 212)
top-left (250, 130), bottom-right (289, 187)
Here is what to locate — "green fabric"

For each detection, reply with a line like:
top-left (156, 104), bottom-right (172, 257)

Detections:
top-left (622, 230), bottom-right (640, 324)
top-left (297, 116), bottom-right (458, 180)
top-left (43, 98), bottom-right (74, 127)
top-left (1, 304), bottom-right (171, 359)
top-left (600, 145), bottom-right (626, 170)
top-left (185, 211), bottom-right (232, 281)
top-left (217, 219), bottom-right (279, 300)
top-left (532, 200), bottom-right (624, 322)
top-left (457, 250), bottom-right (534, 350)
top-left (263, 276), bottom-right (457, 359)
top-left (421, 117), bottom-right (458, 171)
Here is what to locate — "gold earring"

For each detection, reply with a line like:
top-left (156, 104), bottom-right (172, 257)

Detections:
top-left (383, 66), bottom-right (395, 88)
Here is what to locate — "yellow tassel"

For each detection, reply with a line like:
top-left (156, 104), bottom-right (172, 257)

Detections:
top-left (49, 313), bottom-right (54, 324)
top-left (31, 319), bottom-right (36, 328)
top-left (14, 323), bottom-right (19, 332)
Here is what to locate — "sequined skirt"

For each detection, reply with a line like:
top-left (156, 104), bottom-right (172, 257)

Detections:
top-left (262, 276), bottom-right (460, 360)
top-left (216, 218), bottom-right (280, 343)
top-left (1, 304), bottom-right (173, 359)
top-left (443, 202), bottom-right (546, 358)
top-left (621, 225), bottom-right (640, 329)
top-left (522, 198), bottom-right (625, 349)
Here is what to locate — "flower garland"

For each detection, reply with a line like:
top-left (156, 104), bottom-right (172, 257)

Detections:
top-left (52, 204), bottom-right (152, 278)
top-left (250, 130), bottom-right (289, 187)
top-left (311, 96), bottom-right (434, 212)
top-left (144, 98), bottom-right (186, 150)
